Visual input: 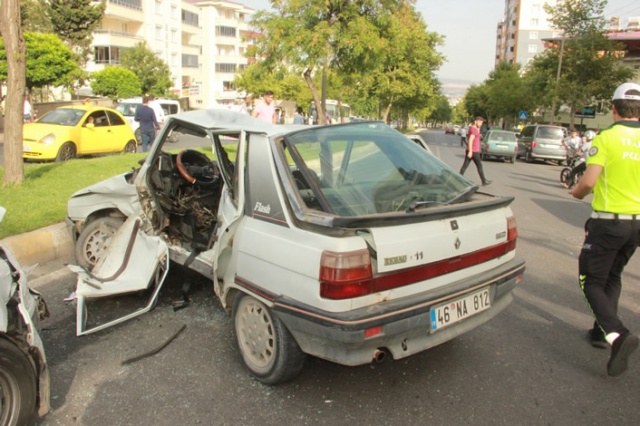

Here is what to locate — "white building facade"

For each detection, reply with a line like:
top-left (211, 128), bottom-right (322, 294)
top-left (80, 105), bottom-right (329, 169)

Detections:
top-left (88, 0), bottom-right (255, 108)
top-left (495, 0), bottom-right (558, 69)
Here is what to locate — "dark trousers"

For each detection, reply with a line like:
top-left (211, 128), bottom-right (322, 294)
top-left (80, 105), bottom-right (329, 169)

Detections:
top-left (459, 152), bottom-right (488, 184)
top-left (569, 161), bottom-right (586, 182)
top-left (579, 218), bottom-right (640, 335)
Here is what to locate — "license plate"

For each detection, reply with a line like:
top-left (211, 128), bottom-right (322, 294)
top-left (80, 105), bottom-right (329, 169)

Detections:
top-left (496, 144), bottom-right (509, 148)
top-left (430, 288), bottom-right (491, 332)
top-left (542, 144), bottom-right (561, 149)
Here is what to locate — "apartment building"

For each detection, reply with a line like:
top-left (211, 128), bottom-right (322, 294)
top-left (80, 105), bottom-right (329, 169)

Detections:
top-left (495, 0), bottom-right (558, 69)
top-left (88, 0), bottom-right (255, 109)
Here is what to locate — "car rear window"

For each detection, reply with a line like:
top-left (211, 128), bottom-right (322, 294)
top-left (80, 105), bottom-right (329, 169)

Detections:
top-left (282, 123), bottom-right (476, 216)
top-left (536, 127), bottom-right (564, 140)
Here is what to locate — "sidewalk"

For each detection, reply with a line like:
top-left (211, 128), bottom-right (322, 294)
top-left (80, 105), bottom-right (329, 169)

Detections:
top-left (0, 223), bottom-right (74, 267)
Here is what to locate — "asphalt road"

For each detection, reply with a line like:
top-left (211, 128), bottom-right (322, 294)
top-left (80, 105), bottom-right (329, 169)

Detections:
top-left (27, 129), bottom-right (640, 425)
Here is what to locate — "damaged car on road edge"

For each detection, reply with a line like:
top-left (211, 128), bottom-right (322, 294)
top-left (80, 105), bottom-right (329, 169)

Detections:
top-left (67, 109), bottom-right (526, 385)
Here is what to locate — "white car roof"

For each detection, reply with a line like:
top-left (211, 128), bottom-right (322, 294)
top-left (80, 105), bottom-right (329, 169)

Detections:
top-left (169, 108), bottom-right (310, 136)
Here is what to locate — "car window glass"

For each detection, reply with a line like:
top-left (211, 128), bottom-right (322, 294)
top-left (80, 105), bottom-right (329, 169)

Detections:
top-left (40, 108), bottom-right (84, 126)
top-left (537, 127), bottom-right (564, 139)
top-left (106, 110), bottom-right (126, 126)
top-left (522, 126), bottom-right (534, 137)
top-left (93, 111), bottom-right (109, 127)
top-left (283, 123), bottom-right (475, 216)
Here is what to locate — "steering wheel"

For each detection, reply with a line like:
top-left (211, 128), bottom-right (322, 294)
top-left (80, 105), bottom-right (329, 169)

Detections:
top-left (175, 149), bottom-right (219, 186)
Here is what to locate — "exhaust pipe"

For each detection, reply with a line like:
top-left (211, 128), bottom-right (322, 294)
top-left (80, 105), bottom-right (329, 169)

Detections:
top-left (372, 348), bottom-right (387, 363)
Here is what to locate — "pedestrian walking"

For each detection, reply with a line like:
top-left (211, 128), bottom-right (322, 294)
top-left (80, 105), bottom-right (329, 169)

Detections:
top-left (134, 96), bottom-right (160, 152)
top-left (252, 90), bottom-right (276, 124)
top-left (569, 82), bottom-right (640, 376)
top-left (459, 116), bottom-right (491, 186)
top-left (293, 107), bottom-right (305, 124)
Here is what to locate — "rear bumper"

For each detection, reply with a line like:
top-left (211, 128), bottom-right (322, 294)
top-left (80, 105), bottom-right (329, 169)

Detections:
top-left (271, 257), bottom-right (525, 366)
top-left (530, 149), bottom-right (565, 161)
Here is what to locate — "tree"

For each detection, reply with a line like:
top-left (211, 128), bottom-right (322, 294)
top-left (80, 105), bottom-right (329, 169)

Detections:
top-left (47, 0), bottom-right (105, 66)
top-left (484, 61), bottom-right (534, 129)
top-left (429, 95), bottom-right (452, 126)
top-left (464, 84), bottom-right (491, 123)
top-left (20, 0), bottom-right (53, 33)
top-left (365, 3), bottom-right (443, 124)
top-left (248, 0), bottom-right (413, 124)
top-left (0, 0), bottom-right (26, 184)
top-left (539, 0), bottom-right (635, 126)
top-left (91, 67), bottom-right (142, 101)
top-left (0, 33), bottom-right (79, 95)
top-left (120, 41), bottom-right (173, 96)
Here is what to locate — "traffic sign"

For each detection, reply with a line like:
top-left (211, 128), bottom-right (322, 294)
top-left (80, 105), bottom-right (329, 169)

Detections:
top-left (575, 106), bottom-right (596, 119)
top-left (518, 111), bottom-right (529, 120)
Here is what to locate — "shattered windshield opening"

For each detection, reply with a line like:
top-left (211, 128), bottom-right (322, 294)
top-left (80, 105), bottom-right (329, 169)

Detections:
top-left (282, 122), bottom-right (476, 216)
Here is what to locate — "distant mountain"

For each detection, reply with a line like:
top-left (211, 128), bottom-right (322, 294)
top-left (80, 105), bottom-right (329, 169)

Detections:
top-left (438, 78), bottom-right (477, 104)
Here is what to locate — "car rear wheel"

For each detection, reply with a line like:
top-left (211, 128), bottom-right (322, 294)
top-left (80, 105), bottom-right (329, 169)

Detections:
top-left (75, 216), bottom-right (125, 269)
top-left (55, 142), bottom-right (76, 162)
top-left (0, 339), bottom-right (38, 426)
top-left (123, 141), bottom-right (136, 154)
top-left (233, 294), bottom-right (306, 385)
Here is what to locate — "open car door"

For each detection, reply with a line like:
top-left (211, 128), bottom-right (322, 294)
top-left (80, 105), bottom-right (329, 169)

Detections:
top-left (69, 215), bottom-right (169, 336)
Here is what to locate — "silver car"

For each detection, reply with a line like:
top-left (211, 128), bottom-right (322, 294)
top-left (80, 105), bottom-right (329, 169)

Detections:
top-left (517, 124), bottom-right (567, 164)
top-left (0, 207), bottom-right (50, 424)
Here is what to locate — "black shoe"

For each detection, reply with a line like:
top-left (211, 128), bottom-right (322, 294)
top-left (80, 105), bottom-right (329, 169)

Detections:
top-left (607, 332), bottom-right (639, 376)
top-left (587, 328), bottom-right (608, 349)
top-left (482, 180), bottom-right (492, 186)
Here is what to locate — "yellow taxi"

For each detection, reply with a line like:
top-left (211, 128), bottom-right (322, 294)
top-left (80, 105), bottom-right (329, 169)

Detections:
top-left (23, 105), bottom-right (137, 162)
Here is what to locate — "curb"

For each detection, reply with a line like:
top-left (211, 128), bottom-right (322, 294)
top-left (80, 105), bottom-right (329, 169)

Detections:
top-left (0, 222), bottom-right (73, 267)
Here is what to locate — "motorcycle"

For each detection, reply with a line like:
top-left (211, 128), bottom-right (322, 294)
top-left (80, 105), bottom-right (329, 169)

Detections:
top-left (0, 207), bottom-right (50, 424)
top-left (560, 130), bottom-right (596, 189)
top-left (560, 154), bottom-right (586, 189)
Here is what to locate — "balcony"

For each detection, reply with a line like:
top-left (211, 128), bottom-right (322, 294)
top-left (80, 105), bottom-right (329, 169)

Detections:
top-left (93, 30), bottom-right (144, 48)
top-left (103, 0), bottom-right (144, 22)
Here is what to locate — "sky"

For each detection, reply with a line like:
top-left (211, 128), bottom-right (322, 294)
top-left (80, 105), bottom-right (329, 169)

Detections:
top-left (238, 0), bottom-right (640, 84)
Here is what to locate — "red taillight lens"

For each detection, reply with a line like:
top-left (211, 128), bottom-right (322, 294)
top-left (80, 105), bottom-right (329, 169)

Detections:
top-left (531, 141), bottom-right (537, 148)
top-left (320, 249), bottom-right (373, 299)
top-left (507, 215), bottom-right (518, 251)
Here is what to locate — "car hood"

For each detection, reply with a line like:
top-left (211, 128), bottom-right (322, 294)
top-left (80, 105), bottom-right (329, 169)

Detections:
top-left (23, 123), bottom-right (70, 141)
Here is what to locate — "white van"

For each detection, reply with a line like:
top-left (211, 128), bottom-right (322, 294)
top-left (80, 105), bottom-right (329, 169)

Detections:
top-left (116, 97), bottom-right (181, 143)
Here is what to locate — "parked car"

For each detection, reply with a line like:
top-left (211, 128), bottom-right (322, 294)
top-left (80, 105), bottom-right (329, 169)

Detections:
top-left (444, 126), bottom-right (456, 135)
top-left (66, 111), bottom-right (525, 385)
top-left (0, 207), bottom-right (50, 424)
top-left (23, 105), bottom-right (137, 162)
top-left (116, 97), bottom-right (182, 144)
top-left (405, 133), bottom-right (433, 155)
top-left (481, 130), bottom-right (518, 163)
top-left (516, 124), bottom-right (567, 164)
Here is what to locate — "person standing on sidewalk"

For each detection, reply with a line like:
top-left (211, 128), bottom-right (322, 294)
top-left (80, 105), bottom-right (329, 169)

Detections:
top-left (459, 116), bottom-right (491, 186)
top-left (252, 90), bottom-right (276, 124)
top-left (134, 96), bottom-right (159, 152)
top-left (569, 82), bottom-right (640, 376)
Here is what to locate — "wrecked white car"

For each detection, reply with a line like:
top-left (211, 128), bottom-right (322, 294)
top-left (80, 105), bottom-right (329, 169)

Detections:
top-left (0, 207), bottom-right (50, 424)
top-left (67, 109), bottom-right (525, 384)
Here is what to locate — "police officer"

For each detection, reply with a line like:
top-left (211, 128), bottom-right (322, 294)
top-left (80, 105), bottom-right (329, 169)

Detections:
top-left (570, 82), bottom-right (640, 376)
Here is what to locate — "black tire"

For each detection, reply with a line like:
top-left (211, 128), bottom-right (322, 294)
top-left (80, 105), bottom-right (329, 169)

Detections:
top-left (55, 142), bottom-right (76, 162)
top-left (134, 128), bottom-right (142, 146)
top-left (75, 216), bottom-right (125, 269)
top-left (233, 294), bottom-right (306, 385)
top-left (560, 168), bottom-right (572, 188)
top-left (0, 339), bottom-right (38, 426)
top-left (123, 140), bottom-right (137, 154)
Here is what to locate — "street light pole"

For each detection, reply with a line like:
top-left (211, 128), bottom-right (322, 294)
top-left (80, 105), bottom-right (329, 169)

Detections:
top-left (549, 33), bottom-right (565, 125)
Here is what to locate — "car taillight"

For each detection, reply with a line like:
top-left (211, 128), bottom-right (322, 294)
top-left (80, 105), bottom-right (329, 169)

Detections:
top-left (320, 249), bottom-right (373, 299)
top-left (507, 215), bottom-right (517, 251)
top-left (531, 141), bottom-right (537, 148)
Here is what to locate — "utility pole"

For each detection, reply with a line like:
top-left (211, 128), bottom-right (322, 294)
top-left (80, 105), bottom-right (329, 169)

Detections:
top-left (549, 33), bottom-right (565, 125)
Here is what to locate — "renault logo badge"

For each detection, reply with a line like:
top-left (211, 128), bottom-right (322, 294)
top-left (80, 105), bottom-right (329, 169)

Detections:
top-left (455, 237), bottom-right (461, 250)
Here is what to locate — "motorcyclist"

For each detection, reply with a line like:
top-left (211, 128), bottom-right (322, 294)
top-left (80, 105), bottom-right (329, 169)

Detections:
top-left (567, 130), bottom-right (596, 186)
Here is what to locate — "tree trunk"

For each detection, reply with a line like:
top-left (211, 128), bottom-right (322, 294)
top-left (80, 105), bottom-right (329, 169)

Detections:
top-left (303, 67), bottom-right (325, 126)
top-left (0, 0), bottom-right (26, 184)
